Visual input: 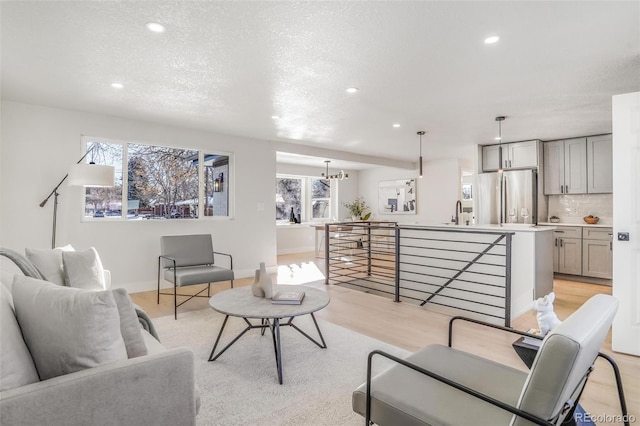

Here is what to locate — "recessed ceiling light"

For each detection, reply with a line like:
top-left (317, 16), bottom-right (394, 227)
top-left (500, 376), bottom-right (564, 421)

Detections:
top-left (110, 82), bottom-right (124, 89)
top-left (484, 36), bottom-right (500, 44)
top-left (393, 124), bottom-right (401, 128)
top-left (494, 137), bottom-right (502, 140)
top-left (346, 87), bottom-right (359, 93)
top-left (271, 115), bottom-right (280, 119)
top-left (146, 22), bottom-right (166, 33)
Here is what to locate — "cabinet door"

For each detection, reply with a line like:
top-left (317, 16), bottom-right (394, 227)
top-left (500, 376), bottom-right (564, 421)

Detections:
top-left (508, 141), bottom-right (538, 169)
top-left (543, 140), bottom-right (565, 195)
top-left (558, 237), bottom-right (582, 275)
top-left (482, 145), bottom-right (502, 172)
top-left (564, 138), bottom-right (587, 194)
top-left (582, 239), bottom-right (612, 279)
top-left (553, 237), bottom-right (559, 273)
top-left (587, 135), bottom-right (613, 193)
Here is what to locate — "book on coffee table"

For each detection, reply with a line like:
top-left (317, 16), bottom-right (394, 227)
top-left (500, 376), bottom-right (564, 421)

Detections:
top-left (272, 291), bottom-right (305, 305)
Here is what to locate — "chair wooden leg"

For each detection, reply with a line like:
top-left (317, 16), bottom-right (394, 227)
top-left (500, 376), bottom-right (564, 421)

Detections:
top-left (207, 283), bottom-right (211, 297)
top-left (231, 280), bottom-right (234, 289)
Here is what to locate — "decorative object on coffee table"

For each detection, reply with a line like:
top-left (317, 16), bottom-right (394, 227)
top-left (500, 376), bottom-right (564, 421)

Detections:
top-left (250, 268), bottom-right (265, 297)
top-left (257, 262), bottom-right (273, 299)
top-left (272, 290), bottom-right (305, 305)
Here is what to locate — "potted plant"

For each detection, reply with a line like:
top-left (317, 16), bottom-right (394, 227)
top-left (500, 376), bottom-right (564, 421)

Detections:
top-left (343, 197), bottom-right (371, 221)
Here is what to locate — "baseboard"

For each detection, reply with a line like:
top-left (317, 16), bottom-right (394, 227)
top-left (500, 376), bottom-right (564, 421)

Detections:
top-left (277, 246), bottom-right (316, 255)
top-left (553, 273), bottom-right (612, 286)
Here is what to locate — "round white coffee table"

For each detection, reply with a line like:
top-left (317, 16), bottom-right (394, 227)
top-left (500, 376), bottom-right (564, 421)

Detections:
top-left (208, 284), bottom-right (330, 384)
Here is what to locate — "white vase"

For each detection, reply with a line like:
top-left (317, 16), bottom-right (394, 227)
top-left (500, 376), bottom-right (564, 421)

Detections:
top-left (250, 268), bottom-right (265, 297)
top-left (258, 262), bottom-right (274, 299)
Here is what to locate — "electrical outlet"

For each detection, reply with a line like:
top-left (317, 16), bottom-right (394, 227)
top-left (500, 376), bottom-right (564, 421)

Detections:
top-left (618, 232), bottom-right (630, 241)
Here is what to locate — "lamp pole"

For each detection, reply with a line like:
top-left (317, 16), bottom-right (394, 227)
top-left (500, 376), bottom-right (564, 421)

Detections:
top-left (39, 146), bottom-right (94, 248)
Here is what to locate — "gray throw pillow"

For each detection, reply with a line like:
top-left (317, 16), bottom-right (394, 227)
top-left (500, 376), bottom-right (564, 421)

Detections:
top-left (111, 288), bottom-right (148, 358)
top-left (11, 276), bottom-right (127, 380)
top-left (62, 247), bottom-right (106, 290)
top-left (25, 245), bottom-right (74, 286)
top-left (0, 284), bottom-right (40, 390)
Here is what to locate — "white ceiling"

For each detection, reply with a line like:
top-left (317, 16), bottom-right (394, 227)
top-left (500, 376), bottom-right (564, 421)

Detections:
top-left (2, 1), bottom-right (639, 166)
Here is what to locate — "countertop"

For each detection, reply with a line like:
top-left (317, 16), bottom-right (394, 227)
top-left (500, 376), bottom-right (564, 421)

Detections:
top-left (415, 223), bottom-right (553, 233)
top-left (538, 222), bottom-right (612, 229)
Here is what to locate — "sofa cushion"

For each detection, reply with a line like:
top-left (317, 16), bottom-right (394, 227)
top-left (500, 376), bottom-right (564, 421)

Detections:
top-left (0, 284), bottom-right (40, 390)
top-left (111, 288), bottom-right (148, 358)
top-left (11, 276), bottom-right (127, 380)
top-left (25, 245), bottom-right (74, 286)
top-left (62, 247), bottom-right (106, 290)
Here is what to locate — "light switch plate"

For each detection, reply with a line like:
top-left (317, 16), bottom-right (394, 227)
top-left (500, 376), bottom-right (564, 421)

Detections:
top-left (618, 232), bottom-right (630, 241)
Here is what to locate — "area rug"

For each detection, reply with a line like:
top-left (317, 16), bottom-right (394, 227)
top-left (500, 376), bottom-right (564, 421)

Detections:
top-left (153, 308), bottom-right (409, 426)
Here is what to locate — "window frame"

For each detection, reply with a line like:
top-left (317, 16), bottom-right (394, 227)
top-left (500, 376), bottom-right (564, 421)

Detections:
top-left (80, 136), bottom-right (234, 222)
top-left (275, 173), bottom-right (333, 224)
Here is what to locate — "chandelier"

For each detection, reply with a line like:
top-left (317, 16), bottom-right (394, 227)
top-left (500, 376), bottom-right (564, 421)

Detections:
top-left (321, 160), bottom-right (348, 180)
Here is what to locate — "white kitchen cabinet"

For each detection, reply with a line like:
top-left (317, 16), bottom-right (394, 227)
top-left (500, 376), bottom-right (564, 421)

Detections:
top-left (582, 227), bottom-right (613, 279)
top-left (507, 141), bottom-right (538, 169)
top-left (552, 226), bottom-right (582, 275)
top-left (482, 145), bottom-right (501, 172)
top-left (587, 135), bottom-right (613, 193)
top-left (482, 140), bottom-right (538, 172)
top-left (543, 138), bottom-right (587, 195)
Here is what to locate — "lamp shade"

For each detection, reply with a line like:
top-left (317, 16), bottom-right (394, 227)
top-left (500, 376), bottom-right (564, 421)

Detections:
top-left (67, 163), bottom-right (115, 187)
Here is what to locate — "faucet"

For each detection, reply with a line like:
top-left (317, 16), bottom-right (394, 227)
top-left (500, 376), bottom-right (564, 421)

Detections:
top-left (455, 200), bottom-right (462, 225)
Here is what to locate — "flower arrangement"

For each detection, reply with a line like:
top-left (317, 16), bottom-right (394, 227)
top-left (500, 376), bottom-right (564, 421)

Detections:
top-left (343, 197), bottom-right (371, 221)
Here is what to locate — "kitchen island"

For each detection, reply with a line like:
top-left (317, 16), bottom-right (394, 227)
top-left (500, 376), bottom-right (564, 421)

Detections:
top-left (401, 223), bottom-right (554, 322)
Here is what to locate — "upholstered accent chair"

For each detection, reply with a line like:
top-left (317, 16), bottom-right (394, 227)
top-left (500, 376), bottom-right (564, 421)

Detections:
top-left (158, 234), bottom-right (234, 319)
top-left (353, 294), bottom-right (621, 426)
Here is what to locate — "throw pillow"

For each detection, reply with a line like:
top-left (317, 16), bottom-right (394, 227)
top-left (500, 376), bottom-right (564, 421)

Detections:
top-left (25, 245), bottom-right (74, 286)
top-left (0, 284), bottom-right (40, 390)
top-left (111, 288), bottom-right (148, 358)
top-left (11, 276), bottom-right (127, 380)
top-left (62, 247), bottom-right (106, 290)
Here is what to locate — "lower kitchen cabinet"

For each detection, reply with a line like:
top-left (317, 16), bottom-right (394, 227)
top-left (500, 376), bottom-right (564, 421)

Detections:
top-left (551, 226), bottom-right (613, 280)
top-left (556, 237), bottom-right (582, 275)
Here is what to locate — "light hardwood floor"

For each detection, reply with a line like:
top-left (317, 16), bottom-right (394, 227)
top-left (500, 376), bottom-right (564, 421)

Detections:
top-left (131, 252), bottom-right (639, 423)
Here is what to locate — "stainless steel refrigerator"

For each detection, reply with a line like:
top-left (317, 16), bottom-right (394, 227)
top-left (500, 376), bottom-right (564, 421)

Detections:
top-left (475, 169), bottom-right (538, 225)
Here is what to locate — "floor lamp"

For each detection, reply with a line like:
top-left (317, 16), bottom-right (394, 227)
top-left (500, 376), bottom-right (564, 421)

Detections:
top-left (39, 147), bottom-right (115, 248)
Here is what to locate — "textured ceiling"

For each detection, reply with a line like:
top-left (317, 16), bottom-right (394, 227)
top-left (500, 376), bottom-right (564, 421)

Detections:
top-left (1, 1), bottom-right (639, 165)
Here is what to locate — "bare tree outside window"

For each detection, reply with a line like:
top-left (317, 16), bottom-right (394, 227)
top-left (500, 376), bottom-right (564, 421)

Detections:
top-left (276, 178), bottom-right (302, 221)
top-left (83, 138), bottom-right (229, 220)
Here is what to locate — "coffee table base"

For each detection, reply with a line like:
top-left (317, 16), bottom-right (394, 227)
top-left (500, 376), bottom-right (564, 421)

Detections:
top-left (207, 313), bottom-right (327, 384)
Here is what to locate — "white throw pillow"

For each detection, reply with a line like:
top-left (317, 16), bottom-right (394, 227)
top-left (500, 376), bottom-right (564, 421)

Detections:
top-left (111, 288), bottom-right (148, 359)
top-left (62, 247), bottom-right (106, 290)
top-left (25, 245), bottom-right (74, 286)
top-left (11, 276), bottom-right (127, 380)
top-left (0, 284), bottom-right (40, 390)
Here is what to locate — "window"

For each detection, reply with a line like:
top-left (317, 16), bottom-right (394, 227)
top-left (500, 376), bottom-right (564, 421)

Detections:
top-left (83, 137), bottom-right (231, 220)
top-left (275, 175), bottom-right (331, 222)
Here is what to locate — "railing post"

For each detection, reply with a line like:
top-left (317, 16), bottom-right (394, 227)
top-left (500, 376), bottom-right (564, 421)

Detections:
top-left (367, 223), bottom-right (372, 276)
top-left (504, 233), bottom-right (512, 327)
top-left (394, 225), bottom-right (400, 302)
top-left (324, 223), bottom-right (330, 284)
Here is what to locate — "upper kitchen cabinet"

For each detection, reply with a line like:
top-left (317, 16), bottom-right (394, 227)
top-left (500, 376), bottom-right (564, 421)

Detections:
top-left (543, 138), bottom-right (587, 195)
top-left (587, 135), bottom-right (613, 193)
top-left (543, 135), bottom-right (612, 195)
top-left (482, 140), bottom-right (538, 172)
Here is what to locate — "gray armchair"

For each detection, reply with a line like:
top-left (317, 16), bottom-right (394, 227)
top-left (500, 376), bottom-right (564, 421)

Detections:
top-left (158, 234), bottom-right (234, 319)
top-left (353, 294), bottom-right (622, 426)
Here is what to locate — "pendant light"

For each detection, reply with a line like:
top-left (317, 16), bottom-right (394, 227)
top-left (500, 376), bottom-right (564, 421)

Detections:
top-left (321, 160), bottom-right (348, 180)
top-left (495, 116), bottom-right (506, 173)
top-left (417, 131), bottom-right (425, 178)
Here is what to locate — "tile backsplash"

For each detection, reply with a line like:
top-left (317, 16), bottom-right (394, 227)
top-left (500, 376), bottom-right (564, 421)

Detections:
top-left (547, 194), bottom-right (613, 225)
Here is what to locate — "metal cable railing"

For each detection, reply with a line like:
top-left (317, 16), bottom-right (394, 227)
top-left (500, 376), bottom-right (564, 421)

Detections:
top-left (325, 222), bottom-right (513, 326)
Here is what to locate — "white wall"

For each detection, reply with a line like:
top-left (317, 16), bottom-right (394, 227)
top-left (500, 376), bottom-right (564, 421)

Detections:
top-left (359, 159), bottom-right (466, 225)
top-left (611, 91), bottom-right (640, 356)
top-left (0, 101), bottom-right (277, 292)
